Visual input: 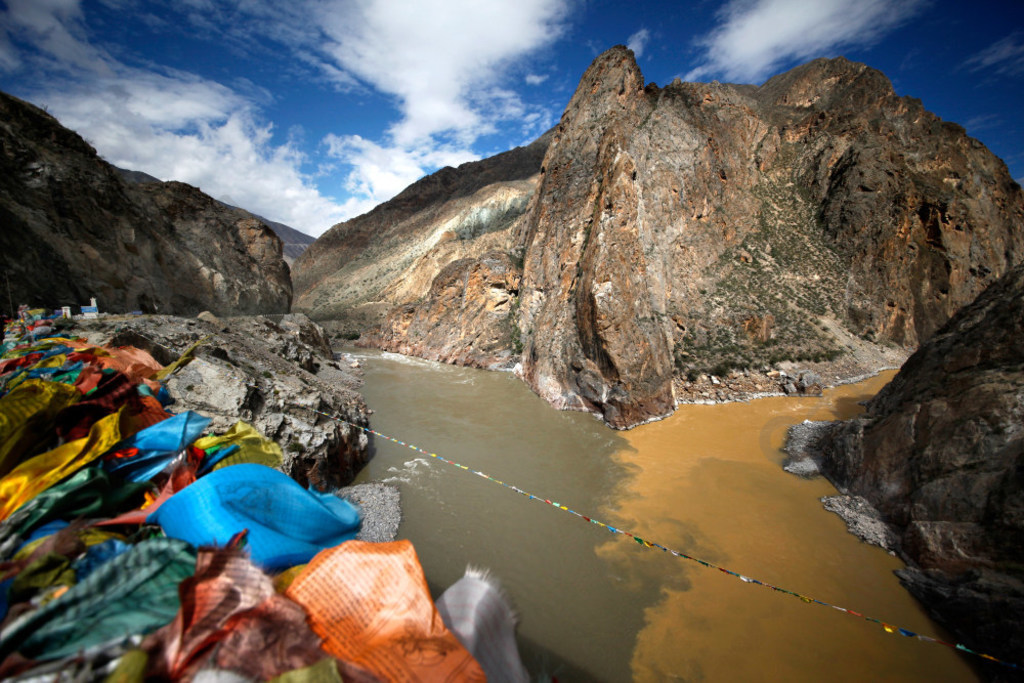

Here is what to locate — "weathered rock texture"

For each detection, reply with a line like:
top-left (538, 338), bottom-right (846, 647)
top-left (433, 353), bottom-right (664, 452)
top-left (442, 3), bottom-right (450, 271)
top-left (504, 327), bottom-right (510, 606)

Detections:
top-left (118, 166), bottom-right (316, 265)
top-left (74, 313), bottom-right (370, 490)
top-left (514, 47), bottom-right (1023, 427)
top-left (357, 251), bottom-right (521, 369)
top-left (295, 47), bottom-right (1024, 428)
top-left (787, 263), bottom-right (1024, 674)
top-left (293, 133), bottom-right (550, 336)
top-left (0, 91), bottom-right (292, 316)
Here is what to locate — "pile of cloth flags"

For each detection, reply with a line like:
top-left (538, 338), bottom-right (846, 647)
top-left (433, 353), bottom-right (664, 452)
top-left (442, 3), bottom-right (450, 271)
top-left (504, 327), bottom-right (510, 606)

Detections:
top-left (0, 317), bottom-right (528, 682)
top-left (2, 307), bottom-right (70, 345)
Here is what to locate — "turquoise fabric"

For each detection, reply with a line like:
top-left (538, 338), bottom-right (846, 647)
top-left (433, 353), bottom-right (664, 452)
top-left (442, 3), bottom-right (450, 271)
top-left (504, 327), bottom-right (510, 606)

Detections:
top-left (148, 463), bottom-right (361, 571)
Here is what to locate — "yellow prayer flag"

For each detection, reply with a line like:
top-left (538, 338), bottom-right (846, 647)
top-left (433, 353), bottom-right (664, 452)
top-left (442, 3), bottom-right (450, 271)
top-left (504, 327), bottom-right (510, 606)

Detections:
top-left (0, 408), bottom-right (125, 521)
top-left (0, 379), bottom-right (81, 477)
top-left (193, 421), bottom-right (282, 470)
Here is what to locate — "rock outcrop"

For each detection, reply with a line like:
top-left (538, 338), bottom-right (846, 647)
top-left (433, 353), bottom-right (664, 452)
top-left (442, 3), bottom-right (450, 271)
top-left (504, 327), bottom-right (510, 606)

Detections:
top-left (118, 167), bottom-right (316, 265)
top-left (74, 313), bottom-right (370, 490)
top-left (787, 262), bottom-right (1024, 674)
top-left (513, 48), bottom-right (1023, 427)
top-left (295, 47), bottom-right (1024, 428)
top-left (357, 251), bottom-right (521, 369)
top-left (0, 91), bottom-right (292, 316)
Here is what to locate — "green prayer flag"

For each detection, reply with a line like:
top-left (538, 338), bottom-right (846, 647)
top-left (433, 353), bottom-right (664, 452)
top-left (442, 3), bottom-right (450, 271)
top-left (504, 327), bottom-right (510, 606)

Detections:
top-left (0, 537), bottom-right (196, 661)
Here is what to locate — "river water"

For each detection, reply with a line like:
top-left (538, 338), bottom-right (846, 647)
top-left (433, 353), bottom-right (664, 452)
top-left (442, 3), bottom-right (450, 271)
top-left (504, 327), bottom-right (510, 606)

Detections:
top-left (347, 348), bottom-right (979, 682)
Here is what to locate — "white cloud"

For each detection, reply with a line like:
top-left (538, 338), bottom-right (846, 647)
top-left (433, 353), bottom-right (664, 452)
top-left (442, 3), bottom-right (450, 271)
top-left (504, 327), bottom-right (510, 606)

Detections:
top-left (0, 31), bottom-right (20, 72)
top-left (44, 78), bottom-right (347, 236)
top-left (307, 0), bottom-right (570, 210)
top-left (315, 0), bottom-right (570, 147)
top-left (2, 0), bottom-right (572, 236)
top-left (964, 33), bottom-right (1024, 77)
top-left (685, 0), bottom-right (926, 83)
top-left (965, 113), bottom-right (1000, 133)
top-left (1, 0), bottom-right (113, 75)
top-left (1, 0), bottom-right (349, 236)
top-left (627, 28), bottom-right (651, 58)
top-left (324, 133), bottom-right (479, 207)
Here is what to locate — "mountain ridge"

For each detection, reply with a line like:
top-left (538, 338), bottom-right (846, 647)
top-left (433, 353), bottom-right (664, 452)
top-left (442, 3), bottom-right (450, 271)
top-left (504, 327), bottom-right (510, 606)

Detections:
top-left (294, 47), bottom-right (1023, 428)
top-left (116, 167), bottom-right (316, 264)
top-left (292, 131), bottom-right (552, 334)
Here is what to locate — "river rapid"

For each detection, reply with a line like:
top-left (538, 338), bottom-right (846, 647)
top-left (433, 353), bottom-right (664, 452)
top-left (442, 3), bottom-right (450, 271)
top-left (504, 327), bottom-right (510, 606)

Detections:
top-left (347, 348), bottom-right (979, 682)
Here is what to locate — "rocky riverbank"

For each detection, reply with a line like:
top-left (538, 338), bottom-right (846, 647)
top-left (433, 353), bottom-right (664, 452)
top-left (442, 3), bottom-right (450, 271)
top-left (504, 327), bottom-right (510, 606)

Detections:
top-left (75, 312), bottom-right (404, 539)
top-left (673, 332), bottom-right (908, 406)
top-left (784, 263), bottom-right (1024, 679)
top-left (339, 482), bottom-right (402, 543)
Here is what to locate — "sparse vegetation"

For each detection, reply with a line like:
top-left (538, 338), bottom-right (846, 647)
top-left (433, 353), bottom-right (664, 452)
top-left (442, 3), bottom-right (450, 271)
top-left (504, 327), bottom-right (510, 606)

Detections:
top-left (507, 295), bottom-right (524, 355)
top-left (669, 161), bottom-right (852, 379)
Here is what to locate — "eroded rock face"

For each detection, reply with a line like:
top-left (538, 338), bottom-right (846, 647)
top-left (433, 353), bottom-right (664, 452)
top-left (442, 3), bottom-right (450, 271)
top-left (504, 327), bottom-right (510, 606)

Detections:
top-left (292, 134), bottom-right (550, 333)
top-left (788, 263), bottom-right (1024, 671)
top-left (357, 251), bottom-right (520, 370)
top-left (75, 314), bottom-right (370, 490)
top-left (513, 47), bottom-right (676, 428)
top-left (0, 91), bottom-right (291, 316)
top-left (513, 48), bottom-right (1023, 428)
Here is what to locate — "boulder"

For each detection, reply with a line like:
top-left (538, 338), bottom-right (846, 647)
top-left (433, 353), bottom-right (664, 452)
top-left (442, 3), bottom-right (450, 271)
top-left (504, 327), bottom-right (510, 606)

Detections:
top-left (75, 314), bottom-right (370, 490)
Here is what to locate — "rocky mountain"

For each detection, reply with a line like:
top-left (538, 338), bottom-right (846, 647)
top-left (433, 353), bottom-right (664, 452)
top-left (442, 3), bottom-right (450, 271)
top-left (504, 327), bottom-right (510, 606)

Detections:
top-left (294, 47), bottom-right (1023, 428)
top-left (786, 262), bottom-right (1024, 676)
top-left (117, 167), bottom-right (316, 264)
top-left (259, 217), bottom-right (315, 264)
top-left (293, 131), bottom-right (551, 336)
top-left (0, 91), bottom-right (292, 317)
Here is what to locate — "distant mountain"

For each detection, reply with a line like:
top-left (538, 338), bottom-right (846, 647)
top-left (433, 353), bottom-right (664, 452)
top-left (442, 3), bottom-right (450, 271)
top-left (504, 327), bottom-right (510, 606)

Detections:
top-left (1, 90), bottom-right (291, 316)
top-left (292, 47), bottom-right (1024, 429)
top-left (116, 168), bottom-right (316, 264)
top-left (292, 130), bottom-right (552, 335)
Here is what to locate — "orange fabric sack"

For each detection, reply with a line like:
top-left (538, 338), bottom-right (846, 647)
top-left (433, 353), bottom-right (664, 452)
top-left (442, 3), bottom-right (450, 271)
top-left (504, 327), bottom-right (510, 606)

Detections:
top-left (286, 540), bottom-right (485, 682)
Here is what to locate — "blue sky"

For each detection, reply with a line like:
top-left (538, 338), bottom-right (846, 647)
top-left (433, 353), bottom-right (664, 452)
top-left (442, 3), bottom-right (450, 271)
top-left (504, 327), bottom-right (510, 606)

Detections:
top-left (1, 0), bottom-right (1022, 237)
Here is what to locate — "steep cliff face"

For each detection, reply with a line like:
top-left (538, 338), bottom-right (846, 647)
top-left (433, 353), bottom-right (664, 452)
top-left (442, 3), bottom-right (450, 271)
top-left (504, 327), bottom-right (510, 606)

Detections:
top-left (296, 47), bottom-right (1023, 428)
top-left (0, 91), bottom-right (291, 316)
top-left (791, 262), bottom-right (1024, 672)
top-left (758, 58), bottom-right (1024, 347)
top-left (292, 133), bottom-right (550, 333)
top-left (512, 47), bottom-right (1022, 427)
top-left (514, 47), bottom-right (677, 427)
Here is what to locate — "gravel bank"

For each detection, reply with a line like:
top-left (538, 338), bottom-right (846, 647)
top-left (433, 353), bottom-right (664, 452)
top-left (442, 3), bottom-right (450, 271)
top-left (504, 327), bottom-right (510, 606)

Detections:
top-left (338, 483), bottom-right (402, 542)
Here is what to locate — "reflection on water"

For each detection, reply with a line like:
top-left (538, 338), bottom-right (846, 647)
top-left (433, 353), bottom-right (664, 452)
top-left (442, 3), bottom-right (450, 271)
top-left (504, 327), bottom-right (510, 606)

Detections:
top-left (348, 352), bottom-right (979, 682)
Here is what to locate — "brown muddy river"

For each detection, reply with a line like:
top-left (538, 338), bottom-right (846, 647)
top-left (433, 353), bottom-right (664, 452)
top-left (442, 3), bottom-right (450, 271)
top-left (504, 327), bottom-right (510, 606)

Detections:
top-left (348, 348), bottom-right (980, 682)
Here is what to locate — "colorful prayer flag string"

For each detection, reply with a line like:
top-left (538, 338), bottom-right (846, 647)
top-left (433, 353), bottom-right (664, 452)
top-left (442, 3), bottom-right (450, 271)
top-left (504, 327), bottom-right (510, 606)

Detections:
top-left (308, 407), bottom-right (1021, 672)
